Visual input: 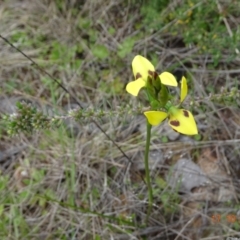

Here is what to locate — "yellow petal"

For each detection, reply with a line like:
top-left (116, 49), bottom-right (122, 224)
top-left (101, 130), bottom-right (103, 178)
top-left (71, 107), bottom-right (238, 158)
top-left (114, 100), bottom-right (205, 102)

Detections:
top-left (180, 76), bottom-right (188, 103)
top-left (132, 55), bottom-right (155, 81)
top-left (168, 108), bottom-right (198, 135)
top-left (144, 111), bottom-right (168, 126)
top-left (126, 78), bottom-right (146, 96)
top-left (159, 72), bottom-right (178, 87)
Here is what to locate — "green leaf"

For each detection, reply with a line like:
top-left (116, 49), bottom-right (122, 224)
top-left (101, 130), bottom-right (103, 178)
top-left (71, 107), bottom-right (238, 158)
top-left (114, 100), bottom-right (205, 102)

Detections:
top-left (117, 37), bottom-right (135, 58)
top-left (92, 45), bottom-right (109, 59)
top-left (156, 177), bottom-right (167, 189)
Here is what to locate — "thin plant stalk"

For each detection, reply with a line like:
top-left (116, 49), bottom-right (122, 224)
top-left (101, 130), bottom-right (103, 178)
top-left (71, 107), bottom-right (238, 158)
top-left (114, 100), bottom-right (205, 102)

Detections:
top-left (144, 121), bottom-right (153, 221)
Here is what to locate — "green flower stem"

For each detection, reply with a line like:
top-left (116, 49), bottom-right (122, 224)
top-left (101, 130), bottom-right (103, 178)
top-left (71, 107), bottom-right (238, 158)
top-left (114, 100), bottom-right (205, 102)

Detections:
top-left (144, 121), bottom-right (153, 221)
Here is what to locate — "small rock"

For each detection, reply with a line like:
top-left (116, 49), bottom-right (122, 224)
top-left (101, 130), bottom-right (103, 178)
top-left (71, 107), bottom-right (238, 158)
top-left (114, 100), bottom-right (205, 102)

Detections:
top-left (167, 158), bottom-right (209, 193)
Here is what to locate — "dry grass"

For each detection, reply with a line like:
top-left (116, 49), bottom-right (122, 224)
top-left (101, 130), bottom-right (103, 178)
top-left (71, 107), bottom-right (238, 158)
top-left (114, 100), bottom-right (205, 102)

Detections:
top-left (0, 0), bottom-right (240, 239)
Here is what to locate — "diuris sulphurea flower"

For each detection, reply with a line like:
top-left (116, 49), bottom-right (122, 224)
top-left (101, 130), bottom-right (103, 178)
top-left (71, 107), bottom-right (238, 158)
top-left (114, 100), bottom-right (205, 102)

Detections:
top-left (126, 55), bottom-right (177, 97)
top-left (144, 77), bottom-right (198, 135)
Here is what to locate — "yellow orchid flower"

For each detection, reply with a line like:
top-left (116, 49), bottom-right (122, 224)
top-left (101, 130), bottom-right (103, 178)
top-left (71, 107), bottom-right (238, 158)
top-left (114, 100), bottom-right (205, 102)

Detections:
top-left (126, 55), bottom-right (178, 96)
top-left (144, 77), bottom-right (198, 135)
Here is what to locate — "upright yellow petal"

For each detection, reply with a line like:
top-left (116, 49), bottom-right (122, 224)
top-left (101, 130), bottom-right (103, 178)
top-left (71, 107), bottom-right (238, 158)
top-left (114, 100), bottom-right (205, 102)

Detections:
top-left (132, 55), bottom-right (155, 81)
top-left (159, 72), bottom-right (178, 87)
top-left (144, 111), bottom-right (168, 126)
top-left (126, 78), bottom-right (146, 96)
top-left (180, 76), bottom-right (188, 103)
top-left (168, 109), bottom-right (198, 135)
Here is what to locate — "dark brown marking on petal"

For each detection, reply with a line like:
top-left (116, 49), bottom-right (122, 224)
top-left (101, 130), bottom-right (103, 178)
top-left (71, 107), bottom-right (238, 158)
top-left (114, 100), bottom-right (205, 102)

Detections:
top-left (170, 120), bottom-right (180, 127)
top-left (148, 70), bottom-right (158, 80)
top-left (135, 72), bottom-right (142, 80)
top-left (153, 71), bottom-right (158, 79)
top-left (183, 110), bottom-right (189, 118)
top-left (148, 70), bottom-right (154, 77)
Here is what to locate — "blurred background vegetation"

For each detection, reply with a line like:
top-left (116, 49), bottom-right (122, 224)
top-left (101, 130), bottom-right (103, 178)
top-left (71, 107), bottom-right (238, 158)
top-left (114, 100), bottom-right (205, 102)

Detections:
top-left (0, 0), bottom-right (240, 239)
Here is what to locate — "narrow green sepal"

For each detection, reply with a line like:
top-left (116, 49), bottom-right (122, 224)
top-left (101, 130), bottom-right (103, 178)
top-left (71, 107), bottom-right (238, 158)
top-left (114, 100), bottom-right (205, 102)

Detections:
top-left (150, 100), bottom-right (160, 109)
top-left (158, 84), bottom-right (169, 107)
top-left (146, 77), bottom-right (158, 100)
top-left (152, 75), bottom-right (161, 93)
